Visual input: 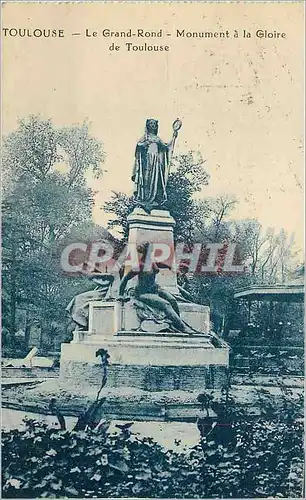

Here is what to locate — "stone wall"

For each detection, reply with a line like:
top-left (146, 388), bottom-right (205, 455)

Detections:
top-left (60, 361), bottom-right (228, 391)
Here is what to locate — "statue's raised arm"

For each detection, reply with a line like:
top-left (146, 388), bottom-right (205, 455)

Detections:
top-left (132, 118), bottom-right (182, 212)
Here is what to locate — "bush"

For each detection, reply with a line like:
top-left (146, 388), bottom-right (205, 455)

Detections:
top-left (2, 418), bottom-right (303, 498)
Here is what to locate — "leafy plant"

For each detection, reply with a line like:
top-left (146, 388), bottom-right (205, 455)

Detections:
top-left (2, 417), bottom-right (303, 498)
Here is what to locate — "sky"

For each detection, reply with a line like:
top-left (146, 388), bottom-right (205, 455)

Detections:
top-left (2, 2), bottom-right (304, 250)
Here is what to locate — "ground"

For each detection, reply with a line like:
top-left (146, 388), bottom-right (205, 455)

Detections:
top-left (2, 374), bottom-right (303, 422)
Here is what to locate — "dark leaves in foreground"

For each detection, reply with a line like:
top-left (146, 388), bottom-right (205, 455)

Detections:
top-left (2, 418), bottom-right (303, 499)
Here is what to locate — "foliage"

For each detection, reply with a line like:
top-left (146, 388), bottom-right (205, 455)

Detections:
top-left (182, 198), bottom-right (299, 333)
top-left (103, 192), bottom-right (136, 240)
top-left (2, 417), bottom-right (303, 498)
top-left (3, 116), bottom-right (105, 188)
top-left (2, 356), bottom-right (303, 498)
top-left (166, 151), bottom-right (209, 242)
top-left (2, 115), bottom-right (106, 348)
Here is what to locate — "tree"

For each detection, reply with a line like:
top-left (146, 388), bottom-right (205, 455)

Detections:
top-left (3, 116), bottom-right (105, 188)
top-left (193, 195), bottom-right (238, 242)
top-left (185, 197), bottom-right (299, 333)
top-left (246, 225), bottom-right (298, 284)
top-left (187, 201), bottom-right (257, 331)
top-left (2, 115), bottom-right (105, 348)
top-left (103, 192), bottom-right (136, 240)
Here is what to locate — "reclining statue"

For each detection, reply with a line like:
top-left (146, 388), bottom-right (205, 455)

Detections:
top-left (117, 243), bottom-right (195, 335)
top-left (66, 271), bottom-right (115, 331)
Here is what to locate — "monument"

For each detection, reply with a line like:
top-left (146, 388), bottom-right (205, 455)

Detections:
top-left (60, 119), bottom-right (229, 393)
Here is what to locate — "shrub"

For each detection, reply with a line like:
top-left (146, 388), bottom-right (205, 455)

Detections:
top-left (2, 418), bottom-right (303, 498)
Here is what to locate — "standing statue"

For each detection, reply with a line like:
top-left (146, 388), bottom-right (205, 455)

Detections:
top-left (132, 118), bottom-right (182, 211)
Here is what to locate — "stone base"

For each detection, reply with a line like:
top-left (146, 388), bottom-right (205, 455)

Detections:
top-left (88, 300), bottom-right (210, 335)
top-left (60, 360), bottom-right (228, 391)
top-left (60, 334), bottom-right (229, 391)
top-left (126, 208), bottom-right (178, 294)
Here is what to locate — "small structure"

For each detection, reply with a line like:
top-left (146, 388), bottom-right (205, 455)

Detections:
top-left (228, 278), bottom-right (304, 374)
top-left (234, 282), bottom-right (304, 305)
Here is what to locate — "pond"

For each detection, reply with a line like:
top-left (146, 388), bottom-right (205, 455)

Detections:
top-left (1, 408), bottom-right (201, 452)
top-left (2, 408), bottom-right (77, 431)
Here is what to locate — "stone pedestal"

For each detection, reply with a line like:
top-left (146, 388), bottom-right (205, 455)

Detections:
top-left (86, 300), bottom-right (210, 336)
top-left (60, 333), bottom-right (229, 391)
top-left (60, 298), bottom-right (229, 391)
top-left (126, 208), bottom-right (178, 294)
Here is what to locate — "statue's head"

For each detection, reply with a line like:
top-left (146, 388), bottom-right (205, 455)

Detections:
top-left (146, 119), bottom-right (158, 135)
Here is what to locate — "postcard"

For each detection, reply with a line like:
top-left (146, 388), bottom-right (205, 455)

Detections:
top-left (2, 2), bottom-right (304, 499)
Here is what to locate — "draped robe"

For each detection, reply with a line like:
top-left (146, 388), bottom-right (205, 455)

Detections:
top-left (132, 134), bottom-right (173, 210)
top-left (66, 275), bottom-right (114, 329)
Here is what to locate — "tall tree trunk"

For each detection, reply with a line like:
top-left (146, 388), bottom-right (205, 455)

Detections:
top-left (24, 309), bottom-right (31, 347)
top-left (9, 256), bottom-right (17, 344)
